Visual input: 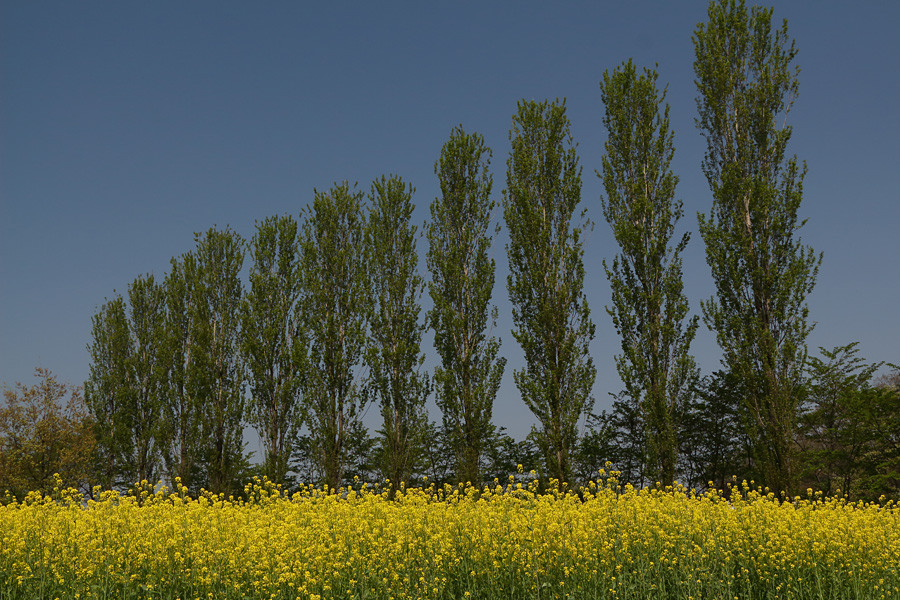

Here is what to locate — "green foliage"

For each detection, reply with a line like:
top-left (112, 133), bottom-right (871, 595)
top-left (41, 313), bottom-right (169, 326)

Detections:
top-left (123, 274), bottom-right (167, 485)
top-left (679, 370), bottom-right (751, 491)
top-left (572, 412), bottom-right (618, 485)
top-left (301, 182), bottom-right (372, 490)
top-left (85, 275), bottom-right (168, 490)
top-left (293, 419), bottom-right (378, 487)
top-left (191, 226), bottom-right (248, 495)
top-left (427, 126), bottom-right (506, 486)
top-left (861, 372), bottom-right (900, 499)
top-left (84, 294), bottom-right (132, 489)
top-left (693, 0), bottom-right (821, 495)
top-left (157, 227), bottom-right (248, 495)
top-left (366, 174), bottom-right (430, 490)
top-left (59, 11), bottom-right (896, 500)
top-left (599, 60), bottom-right (699, 486)
top-left (504, 99), bottom-right (596, 485)
top-left (798, 344), bottom-right (899, 500)
top-left (242, 215), bottom-right (306, 486)
top-left (0, 369), bottom-right (95, 499)
top-left (159, 253), bottom-right (208, 492)
top-left (594, 398), bottom-right (648, 489)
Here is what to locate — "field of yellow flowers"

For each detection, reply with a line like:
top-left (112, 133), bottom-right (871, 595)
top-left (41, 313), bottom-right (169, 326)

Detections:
top-left (1, 472), bottom-right (898, 600)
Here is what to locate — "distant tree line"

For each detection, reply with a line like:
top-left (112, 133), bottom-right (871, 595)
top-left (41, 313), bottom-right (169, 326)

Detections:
top-left (2, 0), bottom-right (898, 501)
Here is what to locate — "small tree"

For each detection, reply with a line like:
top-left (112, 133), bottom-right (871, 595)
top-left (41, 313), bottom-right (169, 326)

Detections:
top-left (428, 126), bottom-right (506, 486)
top-left (679, 370), bottom-right (750, 492)
top-left (864, 370), bottom-right (900, 499)
top-left (504, 99), bottom-right (596, 485)
top-left (301, 182), bottom-right (371, 490)
top-left (242, 215), bottom-right (306, 486)
top-left (598, 395), bottom-right (648, 489)
top-left (366, 175), bottom-right (429, 491)
top-left (1, 369), bottom-right (95, 498)
top-left (599, 60), bottom-right (699, 486)
top-left (798, 344), bottom-right (894, 499)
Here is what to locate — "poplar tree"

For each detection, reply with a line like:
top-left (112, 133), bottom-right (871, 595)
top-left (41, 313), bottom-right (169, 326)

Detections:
top-left (85, 274), bottom-right (167, 489)
top-left (366, 175), bottom-right (429, 490)
top-left (85, 294), bottom-right (132, 490)
top-left (242, 215), bottom-right (306, 486)
top-left (504, 99), bottom-right (596, 485)
top-left (159, 227), bottom-right (247, 494)
top-left (301, 182), bottom-right (371, 490)
top-left (599, 60), bottom-right (699, 486)
top-left (192, 226), bottom-right (247, 495)
top-left (160, 254), bottom-right (207, 491)
top-left (427, 127), bottom-right (506, 486)
top-left (694, 0), bottom-right (821, 494)
top-left (123, 273), bottom-right (167, 485)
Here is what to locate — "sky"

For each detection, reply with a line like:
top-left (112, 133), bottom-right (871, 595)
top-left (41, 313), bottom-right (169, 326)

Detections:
top-left (2, 1), bottom-right (898, 447)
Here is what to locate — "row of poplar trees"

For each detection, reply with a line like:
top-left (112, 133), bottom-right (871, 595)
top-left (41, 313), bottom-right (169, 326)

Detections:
top-left (85, 154), bottom-right (508, 495)
top-left (84, 0), bottom-right (859, 497)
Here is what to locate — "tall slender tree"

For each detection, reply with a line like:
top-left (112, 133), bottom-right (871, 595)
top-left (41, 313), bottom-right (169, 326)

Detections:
top-left (504, 99), bottom-right (596, 485)
top-left (160, 253), bottom-right (207, 491)
top-left (86, 276), bottom-right (172, 489)
top-left (301, 182), bottom-right (371, 490)
top-left (427, 126), bottom-right (506, 486)
top-left (694, 0), bottom-right (821, 494)
top-left (366, 175), bottom-right (429, 490)
top-left (242, 215), bottom-right (306, 486)
top-left (192, 226), bottom-right (247, 495)
top-left (85, 294), bottom-right (132, 490)
top-left (599, 60), bottom-right (699, 486)
top-left (124, 273), bottom-right (167, 485)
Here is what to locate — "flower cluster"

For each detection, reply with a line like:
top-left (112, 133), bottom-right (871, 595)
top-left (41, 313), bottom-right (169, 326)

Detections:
top-left (1, 474), bottom-right (897, 599)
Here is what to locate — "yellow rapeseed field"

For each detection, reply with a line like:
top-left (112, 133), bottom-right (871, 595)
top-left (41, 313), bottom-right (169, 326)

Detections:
top-left (1, 472), bottom-right (898, 599)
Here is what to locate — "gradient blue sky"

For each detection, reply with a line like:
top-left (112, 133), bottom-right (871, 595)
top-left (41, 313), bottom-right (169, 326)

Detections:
top-left (2, 1), bottom-right (898, 444)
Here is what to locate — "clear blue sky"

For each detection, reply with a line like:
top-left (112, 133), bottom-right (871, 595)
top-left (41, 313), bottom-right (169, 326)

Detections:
top-left (2, 1), bottom-right (898, 444)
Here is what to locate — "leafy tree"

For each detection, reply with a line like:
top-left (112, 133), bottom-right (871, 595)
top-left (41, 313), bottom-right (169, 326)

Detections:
top-left (693, 0), bottom-right (821, 494)
top-left (679, 370), bottom-right (750, 492)
top-left (301, 182), bottom-right (371, 490)
top-left (86, 275), bottom-right (169, 490)
top-left (572, 412), bottom-right (618, 485)
top-left (0, 369), bottom-right (95, 498)
top-left (293, 420), bottom-right (378, 487)
top-left (597, 396), bottom-right (648, 489)
top-left (160, 254), bottom-right (208, 491)
top-left (242, 215), bottom-right (306, 486)
top-left (486, 430), bottom-right (543, 485)
top-left (504, 98), bottom-right (596, 485)
top-left (191, 226), bottom-right (248, 495)
top-left (84, 294), bottom-right (132, 490)
top-left (366, 175), bottom-right (430, 491)
top-left (418, 421), bottom-right (455, 486)
top-left (798, 344), bottom-right (897, 499)
top-left (123, 274), bottom-right (167, 485)
top-left (427, 126), bottom-right (506, 486)
top-left (599, 60), bottom-right (699, 486)
top-left (863, 370), bottom-right (900, 499)
top-left (342, 419), bottom-right (380, 485)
